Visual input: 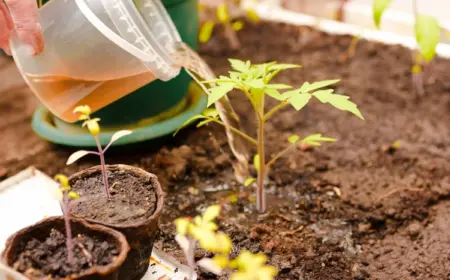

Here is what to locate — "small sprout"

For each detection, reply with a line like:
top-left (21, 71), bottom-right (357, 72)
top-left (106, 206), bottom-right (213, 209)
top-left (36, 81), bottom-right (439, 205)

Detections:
top-left (244, 178), bottom-right (256, 187)
top-left (229, 251), bottom-right (278, 280)
top-left (54, 175), bottom-right (79, 265)
top-left (382, 140), bottom-right (401, 154)
top-left (68, 105), bottom-right (132, 200)
top-left (228, 194), bottom-right (238, 203)
top-left (176, 60), bottom-right (362, 212)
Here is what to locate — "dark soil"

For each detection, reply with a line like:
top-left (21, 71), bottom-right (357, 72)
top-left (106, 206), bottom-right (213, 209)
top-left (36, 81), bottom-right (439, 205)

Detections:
top-left (1, 20), bottom-right (450, 279)
top-left (71, 168), bottom-right (158, 226)
top-left (12, 229), bottom-right (119, 278)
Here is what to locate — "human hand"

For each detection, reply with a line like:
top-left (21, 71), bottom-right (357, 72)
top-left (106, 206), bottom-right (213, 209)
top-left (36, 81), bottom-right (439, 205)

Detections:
top-left (0, 0), bottom-right (44, 55)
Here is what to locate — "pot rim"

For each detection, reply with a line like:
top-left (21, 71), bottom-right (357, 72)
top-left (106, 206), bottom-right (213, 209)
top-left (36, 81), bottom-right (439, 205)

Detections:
top-left (2, 216), bottom-right (130, 279)
top-left (68, 164), bottom-right (165, 230)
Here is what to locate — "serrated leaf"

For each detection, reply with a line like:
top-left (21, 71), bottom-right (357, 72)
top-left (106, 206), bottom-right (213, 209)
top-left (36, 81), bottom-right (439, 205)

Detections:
top-left (254, 154), bottom-right (260, 171)
top-left (108, 130), bottom-right (132, 146)
top-left (300, 79), bottom-right (340, 93)
top-left (288, 134), bottom-right (300, 144)
top-left (264, 88), bottom-right (284, 101)
top-left (228, 59), bottom-right (250, 73)
top-left (312, 90), bottom-right (364, 119)
top-left (415, 15), bottom-right (440, 62)
top-left (373, 0), bottom-right (392, 28)
top-left (302, 134), bottom-right (337, 146)
top-left (208, 83), bottom-right (234, 107)
top-left (67, 151), bottom-right (91, 165)
top-left (174, 115), bottom-right (206, 136)
top-left (199, 21), bottom-right (215, 43)
top-left (289, 93), bottom-right (312, 110)
top-left (266, 84), bottom-right (292, 89)
top-left (246, 78), bottom-right (265, 89)
top-left (244, 177), bottom-right (256, 187)
top-left (268, 64), bottom-right (301, 71)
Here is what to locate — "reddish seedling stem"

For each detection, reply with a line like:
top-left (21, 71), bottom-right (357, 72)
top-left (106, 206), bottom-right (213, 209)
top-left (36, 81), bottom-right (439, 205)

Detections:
top-left (61, 194), bottom-right (74, 265)
top-left (95, 136), bottom-right (110, 200)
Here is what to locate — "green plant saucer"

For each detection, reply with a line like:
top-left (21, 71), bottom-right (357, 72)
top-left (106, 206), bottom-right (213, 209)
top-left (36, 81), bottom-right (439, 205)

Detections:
top-left (31, 82), bottom-right (207, 147)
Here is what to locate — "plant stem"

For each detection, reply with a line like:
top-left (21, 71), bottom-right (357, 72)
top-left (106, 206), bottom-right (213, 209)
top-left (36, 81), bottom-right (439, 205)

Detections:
top-left (212, 119), bottom-right (257, 145)
top-left (266, 144), bottom-right (296, 168)
top-left (187, 239), bottom-right (196, 280)
top-left (62, 196), bottom-right (73, 265)
top-left (264, 101), bottom-right (288, 121)
top-left (95, 136), bottom-right (110, 200)
top-left (256, 97), bottom-right (266, 213)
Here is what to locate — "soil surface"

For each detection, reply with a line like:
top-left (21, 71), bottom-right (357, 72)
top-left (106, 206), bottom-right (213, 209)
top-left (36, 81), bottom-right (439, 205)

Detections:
top-left (1, 20), bottom-right (450, 280)
top-left (71, 168), bottom-right (158, 226)
top-left (13, 229), bottom-right (119, 278)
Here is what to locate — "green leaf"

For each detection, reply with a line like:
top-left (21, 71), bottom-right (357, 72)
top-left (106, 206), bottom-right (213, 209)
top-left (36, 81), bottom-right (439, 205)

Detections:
top-left (264, 88), bottom-right (284, 101)
top-left (208, 83), bottom-right (234, 107)
top-left (289, 93), bottom-right (312, 110)
top-left (312, 90), bottom-right (364, 119)
top-left (174, 115), bottom-right (206, 136)
top-left (244, 178), bottom-right (256, 187)
top-left (288, 134), bottom-right (300, 144)
top-left (302, 134), bottom-right (337, 146)
top-left (373, 0), bottom-right (392, 28)
top-left (68, 191), bottom-right (79, 200)
top-left (229, 59), bottom-right (250, 73)
top-left (199, 21), bottom-right (215, 43)
top-left (203, 108), bottom-right (219, 118)
top-left (246, 78), bottom-right (265, 89)
top-left (415, 15), bottom-right (441, 62)
top-left (254, 154), bottom-right (260, 171)
top-left (268, 64), bottom-right (301, 71)
top-left (265, 84), bottom-right (292, 89)
top-left (299, 79), bottom-right (340, 93)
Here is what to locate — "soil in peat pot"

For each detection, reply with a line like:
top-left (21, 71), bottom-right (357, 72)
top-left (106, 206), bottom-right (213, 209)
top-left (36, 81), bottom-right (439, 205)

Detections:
top-left (70, 168), bottom-right (158, 225)
top-left (1, 20), bottom-right (450, 280)
top-left (12, 229), bottom-right (119, 278)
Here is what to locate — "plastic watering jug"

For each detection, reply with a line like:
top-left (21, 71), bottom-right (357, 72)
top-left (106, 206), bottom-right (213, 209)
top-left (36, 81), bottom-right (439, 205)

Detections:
top-left (10, 0), bottom-right (183, 123)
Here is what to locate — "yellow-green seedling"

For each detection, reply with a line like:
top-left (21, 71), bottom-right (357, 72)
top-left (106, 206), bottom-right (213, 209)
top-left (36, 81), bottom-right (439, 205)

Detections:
top-left (174, 205), bottom-right (277, 279)
top-left (67, 105), bottom-right (132, 200)
top-left (54, 174), bottom-right (79, 265)
top-left (176, 60), bottom-right (363, 212)
top-left (199, 0), bottom-right (259, 49)
top-left (373, 0), bottom-right (441, 95)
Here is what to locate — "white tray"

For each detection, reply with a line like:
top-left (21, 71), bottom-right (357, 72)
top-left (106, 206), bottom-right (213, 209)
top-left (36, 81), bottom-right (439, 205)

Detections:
top-left (0, 167), bottom-right (196, 280)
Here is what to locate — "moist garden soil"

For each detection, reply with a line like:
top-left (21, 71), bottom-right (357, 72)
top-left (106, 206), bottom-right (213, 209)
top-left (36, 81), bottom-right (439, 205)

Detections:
top-left (1, 20), bottom-right (449, 279)
top-left (70, 168), bottom-right (158, 226)
top-left (12, 229), bottom-right (119, 278)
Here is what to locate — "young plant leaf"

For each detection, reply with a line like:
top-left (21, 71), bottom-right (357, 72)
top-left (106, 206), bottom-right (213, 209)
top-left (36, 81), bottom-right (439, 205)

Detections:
top-left (216, 3), bottom-right (230, 23)
top-left (203, 205), bottom-right (221, 221)
top-left (373, 0), bottom-right (392, 28)
top-left (208, 83), bottom-right (235, 107)
top-left (268, 64), bottom-right (301, 71)
top-left (246, 79), bottom-right (265, 89)
top-left (232, 20), bottom-right (244, 31)
top-left (198, 258), bottom-right (223, 275)
top-left (289, 93), bottom-right (312, 110)
top-left (264, 88), bottom-right (284, 101)
top-left (265, 84), bottom-right (292, 90)
top-left (203, 108), bottom-right (219, 118)
top-left (108, 130), bottom-right (132, 146)
top-left (244, 177), bottom-right (256, 187)
top-left (67, 151), bottom-right (91, 165)
top-left (415, 15), bottom-right (441, 62)
top-left (299, 79), bottom-right (340, 93)
top-left (253, 154), bottom-right (260, 171)
top-left (246, 9), bottom-right (260, 23)
top-left (68, 192), bottom-right (79, 200)
top-left (174, 115), bottom-right (206, 136)
top-left (228, 59), bottom-right (250, 73)
top-left (288, 134), bottom-right (300, 144)
top-left (199, 21), bottom-right (215, 43)
top-left (302, 134), bottom-right (336, 146)
top-left (312, 90), bottom-right (364, 119)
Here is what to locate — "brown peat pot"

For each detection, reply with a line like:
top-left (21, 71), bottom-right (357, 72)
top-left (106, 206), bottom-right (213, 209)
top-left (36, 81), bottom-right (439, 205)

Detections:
top-left (2, 216), bottom-right (129, 280)
top-left (68, 165), bottom-right (164, 280)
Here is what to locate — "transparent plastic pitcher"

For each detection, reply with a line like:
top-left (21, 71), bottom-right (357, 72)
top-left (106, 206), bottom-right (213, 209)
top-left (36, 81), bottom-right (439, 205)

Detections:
top-left (10, 0), bottom-right (182, 123)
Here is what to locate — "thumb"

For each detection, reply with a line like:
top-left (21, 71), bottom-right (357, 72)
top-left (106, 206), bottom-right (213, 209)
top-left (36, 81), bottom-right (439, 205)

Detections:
top-left (4, 0), bottom-right (44, 55)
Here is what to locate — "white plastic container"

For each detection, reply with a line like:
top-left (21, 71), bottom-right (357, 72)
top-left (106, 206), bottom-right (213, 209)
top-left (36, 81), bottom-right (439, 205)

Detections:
top-left (10, 0), bottom-right (182, 123)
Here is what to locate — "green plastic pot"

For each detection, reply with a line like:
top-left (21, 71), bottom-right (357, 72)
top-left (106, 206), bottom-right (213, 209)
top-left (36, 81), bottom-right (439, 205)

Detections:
top-left (33, 0), bottom-right (206, 146)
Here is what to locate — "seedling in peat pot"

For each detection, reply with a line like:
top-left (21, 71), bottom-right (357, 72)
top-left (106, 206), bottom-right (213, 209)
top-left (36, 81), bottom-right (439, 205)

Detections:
top-left (199, 0), bottom-right (259, 50)
top-left (373, 0), bottom-right (441, 95)
top-left (176, 60), bottom-right (364, 213)
top-left (67, 105), bottom-right (132, 200)
top-left (54, 174), bottom-right (79, 265)
top-left (174, 205), bottom-right (277, 280)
